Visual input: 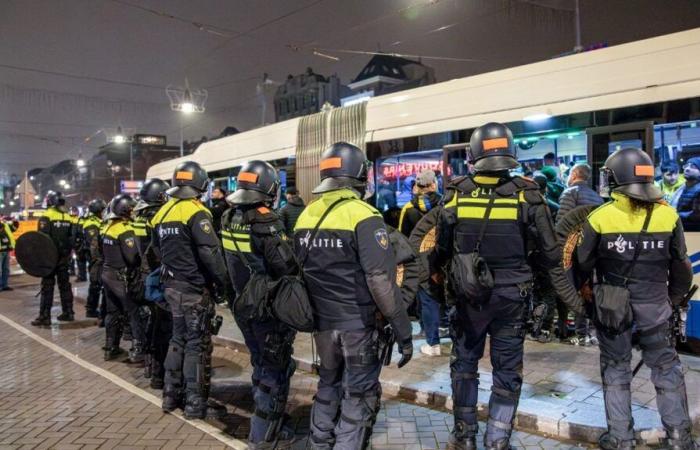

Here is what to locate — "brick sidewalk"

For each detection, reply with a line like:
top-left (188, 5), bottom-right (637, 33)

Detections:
top-left (212, 296), bottom-right (700, 445)
top-left (0, 280), bottom-right (594, 449)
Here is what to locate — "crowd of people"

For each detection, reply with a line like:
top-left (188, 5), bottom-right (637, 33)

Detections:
top-left (22, 121), bottom-right (697, 450)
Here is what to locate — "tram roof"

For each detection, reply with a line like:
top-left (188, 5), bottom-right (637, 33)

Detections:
top-left (147, 27), bottom-right (700, 180)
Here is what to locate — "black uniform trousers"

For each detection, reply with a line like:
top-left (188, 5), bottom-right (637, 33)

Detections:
top-left (310, 328), bottom-right (382, 450)
top-left (236, 314), bottom-right (296, 444)
top-left (450, 286), bottom-right (526, 446)
top-left (163, 283), bottom-right (213, 401)
top-left (102, 269), bottom-right (128, 349)
top-left (77, 248), bottom-right (89, 281)
top-left (148, 304), bottom-right (173, 383)
top-left (86, 259), bottom-right (102, 314)
top-left (597, 300), bottom-right (691, 443)
top-left (39, 255), bottom-right (73, 318)
top-left (102, 269), bottom-right (146, 348)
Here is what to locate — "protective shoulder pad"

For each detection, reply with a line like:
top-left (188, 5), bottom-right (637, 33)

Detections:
top-left (251, 219), bottom-right (284, 236)
top-left (448, 176), bottom-right (478, 195)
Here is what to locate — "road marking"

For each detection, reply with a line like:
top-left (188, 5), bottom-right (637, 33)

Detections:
top-left (0, 312), bottom-right (247, 450)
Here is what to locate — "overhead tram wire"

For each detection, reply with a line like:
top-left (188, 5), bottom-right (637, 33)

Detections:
top-left (0, 63), bottom-right (164, 91)
top-left (180, 0), bottom-right (326, 77)
top-left (104, 0), bottom-right (239, 37)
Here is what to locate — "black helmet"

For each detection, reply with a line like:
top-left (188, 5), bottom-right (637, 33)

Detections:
top-left (107, 194), bottom-right (136, 220)
top-left (44, 190), bottom-right (65, 208)
top-left (469, 122), bottom-right (519, 172)
top-left (167, 161), bottom-right (209, 199)
top-left (313, 141), bottom-right (369, 194)
top-left (88, 198), bottom-right (107, 215)
top-left (135, 178), bottom-right (170, 211)
top-left (603, 147), bottom-right (662, 202)
top-left (227, 161), bottom-right (280, 206)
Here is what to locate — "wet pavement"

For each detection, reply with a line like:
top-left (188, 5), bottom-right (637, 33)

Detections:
top-left (0, 272), bottom-right (698, 448)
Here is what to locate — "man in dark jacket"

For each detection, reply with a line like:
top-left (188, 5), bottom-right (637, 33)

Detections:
top-left (556, 164), bottom-right (603, 222)
top-left (674, 157), bottom-right (700, 232)
top-left (399, 169), bottom-right (442, 238)
top-left (208, 187), bottom-right (228, 236)
top-left (279, 186), bottom-right (305, 237)
top-left (555, 163), bottom-right (603, 345)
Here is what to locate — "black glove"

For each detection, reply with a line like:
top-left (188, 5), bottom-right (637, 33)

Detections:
top-left (397, 338), bottom-right (413, 368)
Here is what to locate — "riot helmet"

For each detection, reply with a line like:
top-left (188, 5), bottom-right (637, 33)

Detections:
top-left (107, 194), bottom-right (136, 220)
top-left (602, 147), bottom-right (662, 202)
top-left (44, 190), bottom-right (65, 208)
top-left (88, 198), bottom-right (107, 216)
top-left (135, 178), bottom-right (170, 211)
top-left (166, 161), bottom-right (209, 199)
top-left (226, 160), bottom-right (280, 206)
top-left (468, 122), bottom-right (519, 172)
top-left (312, 141), bottom-right (369, 194)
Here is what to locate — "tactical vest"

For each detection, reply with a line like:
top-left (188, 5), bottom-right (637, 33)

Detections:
top-left (42, 207), bottom-right (74, 254)
top-left (82, 215), bottom-right (102, 241)
top-left (0, 223), bottom-right (13, 252)
top-left (151, 198), bottom-right (213, 286)
top-left (294, 189), bottom-right (383, 331)
top-left (102, 220), bottom-right (136, 270)
top-left (587, 193), bottom-right (678, 303)
top-left (132, 211), bottom-right (155, 256)
top-left (221, 207), bottom-right (266, 294)
top-left (444, 175), bottom-right (539, 286)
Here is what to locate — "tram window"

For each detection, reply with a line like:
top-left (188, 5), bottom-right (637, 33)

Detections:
top-left (654, 120), bottom-right (700, 231)
top-left (515, 131), bottom-right (587, 182)
top-left (375, 149), bottom-right (443, 211)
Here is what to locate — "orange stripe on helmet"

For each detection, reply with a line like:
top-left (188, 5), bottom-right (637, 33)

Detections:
top-left (482, 138), bottom-right (509, 151)
top-left (238, 172), bottom-right (258, 183)
top-left (634, 165), bottom-right (654, 177)
top-left (175, 171), bottom-right (193, 180)
top-left (320, 157), bottom-right (342, 170)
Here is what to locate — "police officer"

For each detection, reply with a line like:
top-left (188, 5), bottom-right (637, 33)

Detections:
top-left (577, 148), bottom-right (695, 450)
top-left (221, 161), bottom-right (299, 448)
top-left (133, 178), bottom-right (171, 389)
top-left (32, 191), bottom-right (75, 326)
top-left (152, 161), bottom-right (231, 419)
top-left (434, 123), bottom-right (566, 450)
top-left (74, 208), bottom-right (89, 282)
top-left (101, 194), bottom-right (140, 360)
top-left (295, 142), bottom-right (413, 450)
top-left (83, 199), bottom-right (106, 318)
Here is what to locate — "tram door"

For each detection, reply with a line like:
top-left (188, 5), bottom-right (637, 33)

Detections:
top-left (586, 122), bottom-right (655, 196)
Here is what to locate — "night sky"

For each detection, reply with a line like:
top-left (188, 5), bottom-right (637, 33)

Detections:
top-left (1, 0), bottom-right (700, 176)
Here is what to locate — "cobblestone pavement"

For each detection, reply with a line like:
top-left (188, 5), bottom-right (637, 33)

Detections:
top-left (0, 276), bottom-right (599, 449)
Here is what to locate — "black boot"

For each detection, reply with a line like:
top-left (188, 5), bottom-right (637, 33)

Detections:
top-left (162, 385), bottom-right (183, 412)
top-left (447, 422), bottom-right (478, 450)
top-left (31, 316), bottom-right (51, 326)
top-left (128, 341), bottom-right (145, 364)
top-left (183, 391), bottom-right (207, 419)
top-left (660, 428), bottom-right (697, 450)
top-left (86, 310), bottom-right (99, 318)
top-left (598, 432), bottom-right (635, 450)
top-left (485, 439), bottom-right (514, 450)
top-left (57, 312), bottom-right (74, 321)
top-left (104, 347), bottom-right (125, 361)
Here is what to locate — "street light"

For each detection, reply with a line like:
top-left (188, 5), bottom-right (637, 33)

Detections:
top-left (167, 79), bottom-right (207, 157)
top-left (59, 179), bottom-right (67, 186)
top-left (64, 183), bottom-right (71, 190)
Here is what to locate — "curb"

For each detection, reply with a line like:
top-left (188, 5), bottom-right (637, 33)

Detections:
top-left (212, 334), bottom-right (671, 445)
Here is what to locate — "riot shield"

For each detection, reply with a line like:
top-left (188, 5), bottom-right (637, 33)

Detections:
top-left (15, 231), bottom-right (58, 277)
